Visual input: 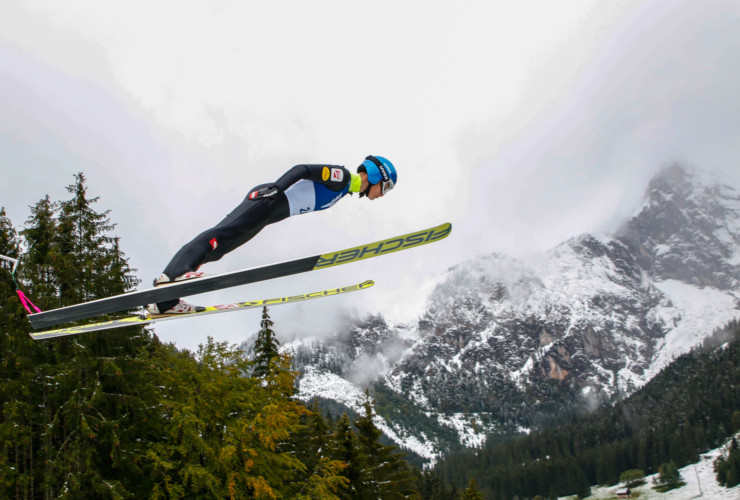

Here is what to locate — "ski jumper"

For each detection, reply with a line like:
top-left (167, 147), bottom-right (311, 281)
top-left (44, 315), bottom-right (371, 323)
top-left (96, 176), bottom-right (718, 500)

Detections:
top-left (157, 164), bottom-right (358, 311)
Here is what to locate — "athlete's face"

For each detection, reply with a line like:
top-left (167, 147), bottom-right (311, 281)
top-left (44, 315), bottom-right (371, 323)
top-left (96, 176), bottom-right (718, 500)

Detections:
top-left (366, 182), bottom-right (384, 200)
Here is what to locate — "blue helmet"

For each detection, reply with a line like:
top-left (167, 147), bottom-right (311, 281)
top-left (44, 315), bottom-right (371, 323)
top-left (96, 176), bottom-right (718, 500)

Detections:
top-left (359, 155), bottom-right (397, 196)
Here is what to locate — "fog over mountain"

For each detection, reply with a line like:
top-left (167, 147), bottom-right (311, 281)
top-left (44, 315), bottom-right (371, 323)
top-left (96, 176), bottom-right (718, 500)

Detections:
top-left (260, 164), bottom-right (740, 463)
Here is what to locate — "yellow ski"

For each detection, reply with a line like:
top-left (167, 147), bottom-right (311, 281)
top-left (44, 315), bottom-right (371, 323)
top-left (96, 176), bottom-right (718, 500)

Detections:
top-left (29, 222), bottom-right (451, 329)
top-left (30, 280), bottom-right (374, 340)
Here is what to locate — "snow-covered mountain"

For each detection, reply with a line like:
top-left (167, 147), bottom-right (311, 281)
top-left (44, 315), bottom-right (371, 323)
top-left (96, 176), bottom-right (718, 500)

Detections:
top-left (279, 165), bottom-right (740, 463)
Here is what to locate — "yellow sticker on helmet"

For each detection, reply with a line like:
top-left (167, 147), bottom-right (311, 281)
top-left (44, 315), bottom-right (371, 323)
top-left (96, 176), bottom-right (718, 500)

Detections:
top-left (322, 167), bottom-right (330, 181)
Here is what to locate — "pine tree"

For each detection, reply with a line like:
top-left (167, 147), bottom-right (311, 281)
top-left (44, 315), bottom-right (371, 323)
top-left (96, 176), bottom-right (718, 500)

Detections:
top-left (306, 399), bottom-right (333, 457)
top-left (0, 206), bottom-right (19, 267)
top-left (20, 195), bottom-right (59, 306)
top-left (727, 460), bottom-right (740, 488)
top-left (0, 206), bottom-right (23, 333)
top-left (55, 172), bottom-right (138, 303)
top-left (331, 413), bottom-right (364, 498)
top-left (654, 460), bottom-right (684, 492)
top-left (289, 399), bottom-right (349, 499)
top-left (354, 392), bottom-right (418, 499)
top-left (0, 207), bottom-right (37, 497)
top-left (418, 469), bottom-right (457, 500)
top-left (5, 196), bottom-right (63, 498)
top-left (462, 477), bottom-right (484, 500)
top-left (253, 306), bottom-right (281, 379)
top-left (714, 437), bottom-right (740, 487)
top-left (45, 174), bottom-right (154, 496)
top-left (1, 175), bottom-right (160, 497)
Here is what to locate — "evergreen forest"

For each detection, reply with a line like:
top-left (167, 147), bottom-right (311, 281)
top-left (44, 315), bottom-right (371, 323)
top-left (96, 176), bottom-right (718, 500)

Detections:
top-left (434, 321), bottom-right (740, 499)
top-left (0, 174), bottom-right (447, 499)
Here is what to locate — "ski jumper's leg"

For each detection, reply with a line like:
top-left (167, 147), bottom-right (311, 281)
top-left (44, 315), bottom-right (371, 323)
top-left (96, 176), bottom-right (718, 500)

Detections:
top-left (162, 186), bottom-right (289, 279)
top-left (156, 187), bottom-right (288, 312)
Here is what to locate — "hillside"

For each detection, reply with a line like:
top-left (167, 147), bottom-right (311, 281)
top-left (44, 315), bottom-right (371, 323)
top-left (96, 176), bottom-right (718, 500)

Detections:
top-left (432, 321), bottom-right (740, 499)
top-left (277, 165), bottom-right (740, 462)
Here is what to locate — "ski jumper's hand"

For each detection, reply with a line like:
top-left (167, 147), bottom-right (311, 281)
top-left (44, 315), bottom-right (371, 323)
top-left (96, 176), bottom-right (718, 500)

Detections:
top-left (248, 184), bottom-right (282, 200)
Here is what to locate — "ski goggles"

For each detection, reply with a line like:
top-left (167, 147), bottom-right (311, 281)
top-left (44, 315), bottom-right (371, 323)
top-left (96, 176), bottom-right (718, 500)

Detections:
top-left (379, 178), bottom-right (395, 195)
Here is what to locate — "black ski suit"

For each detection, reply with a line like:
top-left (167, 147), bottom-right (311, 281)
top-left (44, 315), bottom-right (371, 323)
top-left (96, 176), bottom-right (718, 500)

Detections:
top-left (156, 164), bottom-right (355, 311)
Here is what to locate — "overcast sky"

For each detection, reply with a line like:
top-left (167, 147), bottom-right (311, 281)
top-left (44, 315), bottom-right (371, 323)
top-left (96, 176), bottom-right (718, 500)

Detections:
top-left (3, 0), bottom-right (740, 351)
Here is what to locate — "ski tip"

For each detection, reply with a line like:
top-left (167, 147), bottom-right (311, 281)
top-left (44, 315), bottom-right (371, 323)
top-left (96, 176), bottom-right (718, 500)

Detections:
top-left (314, 223), bottom-right (452, 270)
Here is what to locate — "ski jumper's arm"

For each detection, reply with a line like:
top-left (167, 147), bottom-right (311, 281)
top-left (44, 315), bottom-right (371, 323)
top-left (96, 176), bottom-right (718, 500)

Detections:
top-left (275, 165), bottom-right (360, 192)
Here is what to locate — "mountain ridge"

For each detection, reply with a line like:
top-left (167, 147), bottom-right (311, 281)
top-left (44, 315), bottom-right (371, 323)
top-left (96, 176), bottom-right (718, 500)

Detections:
top-left (271, 164), bottom-right (740, 462)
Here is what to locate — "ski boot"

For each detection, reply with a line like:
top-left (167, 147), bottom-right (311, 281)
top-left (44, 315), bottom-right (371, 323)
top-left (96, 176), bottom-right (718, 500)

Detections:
top-left (146, 299), bottom-right (205, 316)
top-left (153, 270), bottom-right (208, 287)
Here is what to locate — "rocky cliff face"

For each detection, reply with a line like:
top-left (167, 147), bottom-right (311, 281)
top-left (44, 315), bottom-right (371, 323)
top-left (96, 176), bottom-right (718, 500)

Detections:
top-left (279, 165), bottom-right (740, 463)
top-left (618, 164), bottom-right (740, 289)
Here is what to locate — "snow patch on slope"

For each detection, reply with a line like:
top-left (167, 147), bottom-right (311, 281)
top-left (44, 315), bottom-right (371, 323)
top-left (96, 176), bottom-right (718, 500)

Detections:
top-left (644, 280), bottom-right (740, 382)
top-left (434, 413), bottom-right (488, 448)
top-left (296, 366), bottom-right (439, 462)
top-left (585, 434), bottom-right (740, 500)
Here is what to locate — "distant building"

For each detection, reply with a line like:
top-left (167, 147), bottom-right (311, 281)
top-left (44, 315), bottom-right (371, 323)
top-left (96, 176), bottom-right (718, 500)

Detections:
top-left (616, 487), bottom-right (632, 498)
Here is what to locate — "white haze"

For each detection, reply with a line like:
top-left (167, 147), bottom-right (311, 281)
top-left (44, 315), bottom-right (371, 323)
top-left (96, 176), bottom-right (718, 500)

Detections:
top-left (2, 1), bottom-right (740, 350)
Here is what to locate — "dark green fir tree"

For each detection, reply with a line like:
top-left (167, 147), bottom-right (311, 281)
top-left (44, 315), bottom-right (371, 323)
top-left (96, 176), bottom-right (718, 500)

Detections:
top-left (714, 436), bottom-right (740, 487)
top-left (354, 392), bottom-right (417, 499)
top-left (417, 468), bottom-right (458, 500)
top-left (654, 460), bottom-right (685, 492)
top-left (55, 172), bottom-right (140, 303)
top-left (20, 195), bottom-right (59, 306)
top-left (0, 173), bottom-right (160, 498)
top-left (332, 413), bottom-right (364, 498)
top-left (0, 207), bottom-right (23, 332)
top-left (0, 207), bottom-right (36, 496)
top-left (462, 477), bottom-right (484, 500)
top-left (290, 400), bottom-right (349, 500)
top-left (253, 306), bottom-right (281, 379)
